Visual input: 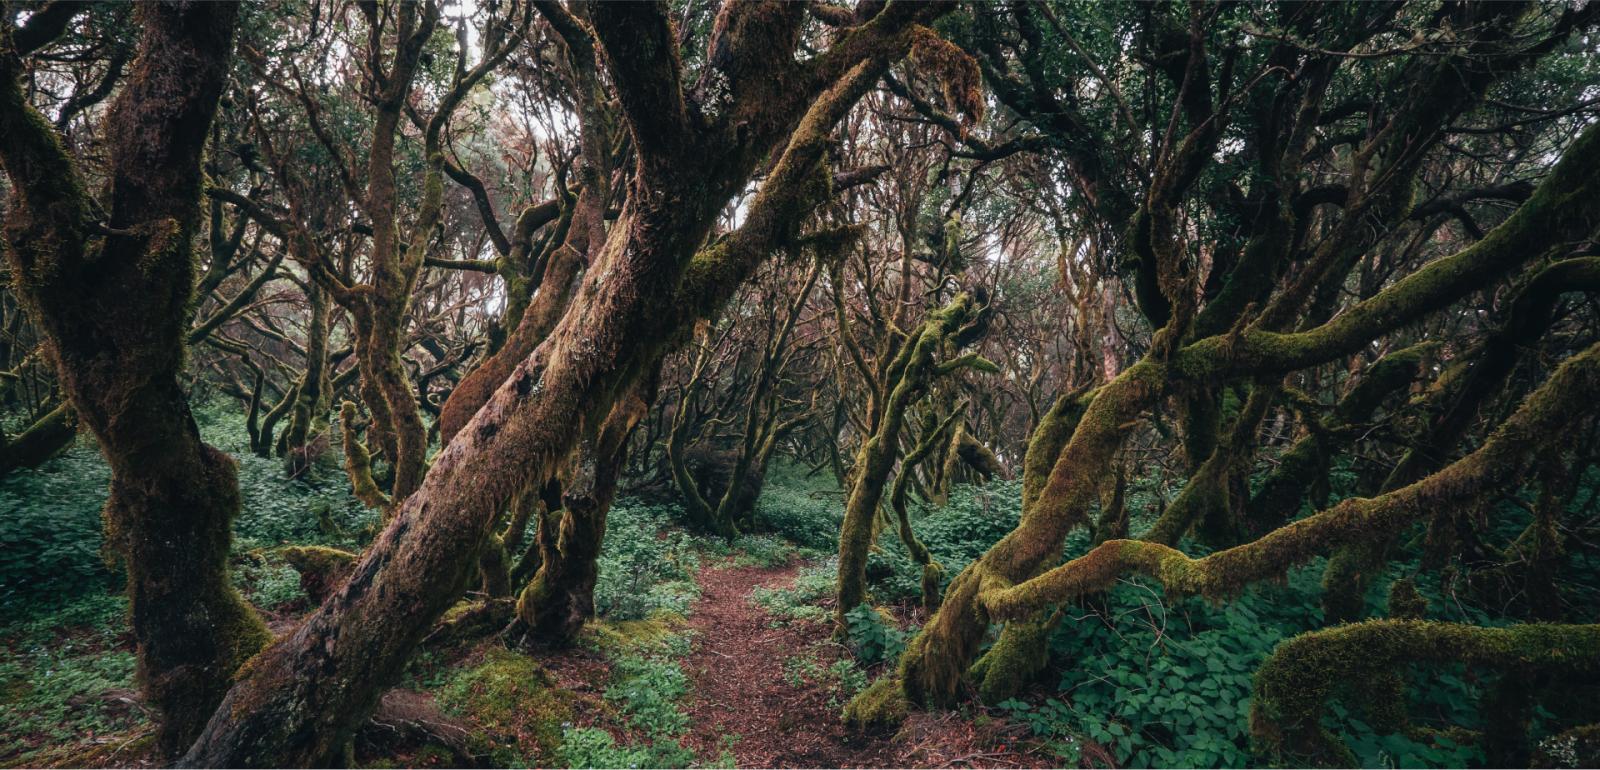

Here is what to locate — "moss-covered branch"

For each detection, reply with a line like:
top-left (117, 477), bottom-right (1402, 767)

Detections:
top-left (1250, 621), bottom-right (1600, 766)
top-left (1247, 343), bottom-right (1435, 534)
top-left (980, 339), bottom-right (1600, 621)
top-left (837, 292), bottom-right (994, 628)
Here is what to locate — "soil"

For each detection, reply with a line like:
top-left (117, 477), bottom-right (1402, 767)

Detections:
top-left (678, 560), bottom-right (1058, 768)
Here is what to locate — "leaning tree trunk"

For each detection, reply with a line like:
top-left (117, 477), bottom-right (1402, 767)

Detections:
top-left (511, 377), bottom-right (651, 644)
top-left (0, 2), bottom-right (267, 756)
top-left (836, 292), bottom-right (994, 629)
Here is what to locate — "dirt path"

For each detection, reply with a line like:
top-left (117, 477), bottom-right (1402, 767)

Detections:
top-left (679, 561), bottom-right (1050, 769)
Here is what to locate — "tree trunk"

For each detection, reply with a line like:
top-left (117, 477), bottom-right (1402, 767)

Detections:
top-left (0, 3), bottom-right (264, 756)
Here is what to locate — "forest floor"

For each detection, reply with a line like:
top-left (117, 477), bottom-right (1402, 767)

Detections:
top-left (674, 559), bottom-right (1050, 768)
top-left (2, 554), bottom-right (1059, 770)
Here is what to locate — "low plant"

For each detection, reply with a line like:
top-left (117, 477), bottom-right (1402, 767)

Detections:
top-left (843, 603), bottom-right (908, 666)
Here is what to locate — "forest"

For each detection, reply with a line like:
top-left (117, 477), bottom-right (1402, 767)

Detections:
top-left (3, 0), bottom-right (1600, 768)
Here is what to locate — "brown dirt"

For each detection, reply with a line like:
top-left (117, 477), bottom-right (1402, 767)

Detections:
top-left (679, 560), bottom-right (1058, 768)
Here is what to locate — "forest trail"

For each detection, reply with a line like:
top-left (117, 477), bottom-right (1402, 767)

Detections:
top-left (677, 561), bottom-right (1046, 769)
top-left (679, 561), bottom-right (901, 768)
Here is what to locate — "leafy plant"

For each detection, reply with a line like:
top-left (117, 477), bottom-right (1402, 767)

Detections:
top-left (594, 502), bottom-right (703, 620)
top-left (843, 603), bottom-right (908, 666)
top-left (751, 559), bottom-right (835, 625)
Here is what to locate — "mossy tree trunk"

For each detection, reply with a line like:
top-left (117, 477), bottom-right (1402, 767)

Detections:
top-left (0, 402), bottom-right (77, 477)
top-left (511, 378), bottom-right (650, 644)
top-left (836, 291), bottom-right (996, 629)
top-left (278, 279), bottom-right (333, 475)
top-left (0, 2), bottom-right (268, 756)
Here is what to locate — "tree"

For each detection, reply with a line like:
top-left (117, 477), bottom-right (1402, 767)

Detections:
top-left (0, 1), bottom-right (265, 755)
top-left (845, 0), bottom-right (1600, 732)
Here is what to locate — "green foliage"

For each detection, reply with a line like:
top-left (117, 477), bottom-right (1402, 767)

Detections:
top-left (595, 502), bottom-right (703, 621)
top-left (0, 443), bottom-right (114, 611)
top-left (606, 653), bottom-right (691, 737)
top-left (988, 558), bottom-right (1332, 767)
top-left (728, 533), bottom-right (801, 568)
top-left (565, 627), bottom-right (698, 769)
top-left (870, 480), bottom-right (1023, 601)
top-left (0, 593), bottom-right (140, 765)
top-left (193, 402), bottom-right (376, 551)
top-left (232, 561), bottom-right (307, 611)
top-left (829, 658), bottom-right (869, 699)
top-left (843, 603), bottom-right (909, 666)
top-left (752, 465), bottom-right (844, 550)
top-left (751, 559), bottom-right (835, 625)
top-left (0, 401), bottom-right (374, 617)
top-left (558, 725), bottom-right (692, 770)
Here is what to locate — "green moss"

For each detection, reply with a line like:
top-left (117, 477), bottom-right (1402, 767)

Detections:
top-left (276, 545), bottom-right (358, 604)
top-left (842, 675), bottom-right (910, 730)
top-left (436, 648), bottom-right (576, 762)
top-left (1250, 621), bottom-right (1600, 766)
top-left (586, 616), bottom-right (687, 657)
top-left (969, 613), bottom-right (1057, 704)
top-left (339, 402), bottom-right (391, 512)
top-left (1386, 577), bottom-right (1427, 620)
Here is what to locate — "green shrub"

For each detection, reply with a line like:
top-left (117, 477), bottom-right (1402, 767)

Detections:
top-left (0, 401), bottom-right (376, 616)
top-left (843, 603), bottom-right (908, 666)
top-left (566, 624), bottom-right (699, 769)
top-left (559, 725), bottom-right (695, 770)
top-left (595, 502), bottom-right (703, 620)
top-left (869, 480), bottom-right (1023, 602)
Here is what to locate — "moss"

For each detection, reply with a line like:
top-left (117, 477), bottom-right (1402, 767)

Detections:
top-left (968, 613), bottom-right (1058, 704)
top-left (1386, 577), bottom-right (1427, 620)
top-left (842, 675), bottom-right (910, 731)
top-left (1320, 540), bottom-right (1386, 624)
top-left (437, 648), bottom-right (576, 762)
top-left (278, 545), bottom-right (358, 604)
top-left (585, 616), bottom-right (686, 656)
top-left (429, 598), bottom-right (514, 648)
top-left (1249, 621), bottom-right (1600, 766)
top-left (340, 401), bottom-right (392, 512)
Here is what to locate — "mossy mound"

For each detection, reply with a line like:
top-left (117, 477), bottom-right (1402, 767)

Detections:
top-left (276, 545), bottom-right (357, 603)
top-left (585, 614), bottom-right (687, 656)
top-left (843, 676), bottom-right (910, 730)
top-left (436, 648), bottom-right (576, 765)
